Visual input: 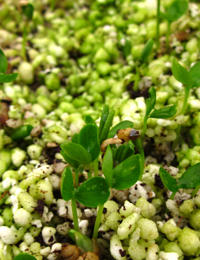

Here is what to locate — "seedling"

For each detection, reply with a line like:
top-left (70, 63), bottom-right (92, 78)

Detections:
top-left (20, 2), bottom-right (34, 61)
top-left (61, 166), bottom-right (110, 232)
top-left (160, 0), bottom-right (188, 50)
top-left (14, 253), bottom-right (36, 260)
top-left (0, 49), bottom-right (18, 83)
top-left (159, 163), bottom-right (200, 199)
top-left (156, 0), bottom-right (161, 49)
top-left (132, 86), bottom-right (177, 180)
top-left (134, 39), bottom-right (154, 90)
top-left (172, 60), bottom-right (200, 115)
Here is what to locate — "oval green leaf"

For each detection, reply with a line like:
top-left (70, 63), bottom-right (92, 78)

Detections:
top-left (102, 145), bottom-right (113, 187)
top-left (74, 177), bottom-right (110, 207)
top-left (166, 0), bottom-right (188, 23)
top-left (84, 115), bottom-right (95, 125)
top-left (0, 73), bottom-right (18, 83)
top-left (139, 39), bottom-right (154, 63)
top-left (159, 167), bottom-right (178, 193)
top-left (149, 104), bottom-right (177, 119)
top-left (0, 49), bottom-right (8, 74)
top-left (112, 154), bottom-right (141, 190)
top-left (61, 167), bottom-right (74, 201)
top-left (145, 87), bottom-right (156, 118)
top-left (79, 124), bottom-right (100, 161)
top-left (178, 163), bottom-right (200, 190)
top-left (14, 253), bottom-right (37, 260)
top-left (60, 142), bottom-right (91, 165)
top-left (60, 150), bottom-right (80, 169)
top-left (108, 120), bottom-right (133, 139)
top-left (189, 61), bottom-right (200, 88)
top-left (11, 125), bottom-right (33, 140)
top-left (21, 3), bottom-right (34, 21)
top-left (172, 59), bottom-right (192, 86)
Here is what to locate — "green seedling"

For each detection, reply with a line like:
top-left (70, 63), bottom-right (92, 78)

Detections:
top-left (21, 3), bottom-right (34, 61)
top-left (61, 166), bottom-right (110, 233)
top-left (160, 0), bottom-right (188, 50)
top-left (159, 163), bottom-right (200, 199)
top-left (142, 86), bottom-right (177, 140)
top-left (134, 39), bottom-right (154, 90)
top-left (156, 0), bottom-right (161, 49)
top-left (133, 87), bottom-right (177, 179)
top-left (0, 49), bottom-right (18, 83)
top-left (118, 33), bottom-right (132, 59)
top-left (172, 60), bottom-right (200, 115)
top-left (14, 253), bottom-right (37, 260)
top-left (61, 123), bottom-right (100, 182)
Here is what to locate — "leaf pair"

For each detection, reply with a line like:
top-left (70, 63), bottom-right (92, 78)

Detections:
top-left (172, 60), bottom-right (200, 88)
top-left (99, 105), bottom-right (115, 144)
top-left (160, 0), bottom-right (188, 24)
top-left (145, 87), bottom-right (177, 119)
top-left (61, 167), bottom-right (110, 207)
top-left (159, 163), bottom-right (200, 196)
top-left (102, 145), bottom-right (141, 190)
top-left (61, 124), bottom-right (100, 167)
top-left (0, 49), bottom-right (18, 83)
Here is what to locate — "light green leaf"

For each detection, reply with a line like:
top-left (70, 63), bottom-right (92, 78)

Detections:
top-left (74, 177), bottom-right (110, 207)
top-left (61, 167), bottom-right (74, 201)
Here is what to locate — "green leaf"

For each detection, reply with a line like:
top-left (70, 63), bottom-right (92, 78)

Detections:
top-left (21, 3), bottom-right (34, 21)
top-left (85, 115), bottom-right (95, 124)
top-left (139, 39), bottom-right (154, 63)
top-left (112, 154), bottom-right (141, 190)
top-left (117, 141), bottom-right (135, 163)
top-left (189, 61), bottom-right (200, 88)
top-left (102, 145), bottom-right (113, 187)
top-left (108, 120), bottom-right (133, 139)
top-left (121, 37), bottom-right (132, 58)
top-left (79, 124), bottom-right (100, 161)
top-left (166, 0), bottom-right (188, 23)
top-left (159, 167), bottom-right (178, 193)
top-left (11, 125), bottom-right (33, 140)
top-left (145, 87), bottom-right (156, 118)
top-left (0, 73), bottom-right (18, 83)
top-left (99, 109), bottom-right (115, 144)
top-left (60, 143), bottom-right (92, 165)
top-left (14, 253), bottom-right (37, 260)
top-left (178, 163), bottom-right (200, 189)
top-left (61, 167), bottom-right (74, 201)
top-left (149, 104), bottom-right (177, 119)
top-left (172, 59), bottom-right (192, 86)
top-left (72, 133), bottom-right (79, 143)
top-left (0, 49), bottom-right (7, 74)
top-left (74, 177), bottom-right (110, 207)
top-left (69, 230), bottom-right (93, 252)
top-left (60, 150), bottom-right (80, 169)
top-left (99, 105), bottom-right (109, 137)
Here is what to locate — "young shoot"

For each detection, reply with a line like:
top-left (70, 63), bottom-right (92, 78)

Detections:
top-left (20, 2), bottom-right (34, 61)
top-left (156, 0), bottom-right (161, 50)
top-left (134, 39), bottom-right (154, 91)
top-left (133, 86), bottom-right (177, 179)
top-left (159, 163), bottom-right (200, 199)
top-left (61, 166), bottom-right (110, 233)
top-left (60, 123), bottom-right (100, 183)
top-left (160, 0), bottom-right (188, 50)
top-left (0, 49), bottom-right (18, 83)
top-left (172, 60), bottom-right (200, 115)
